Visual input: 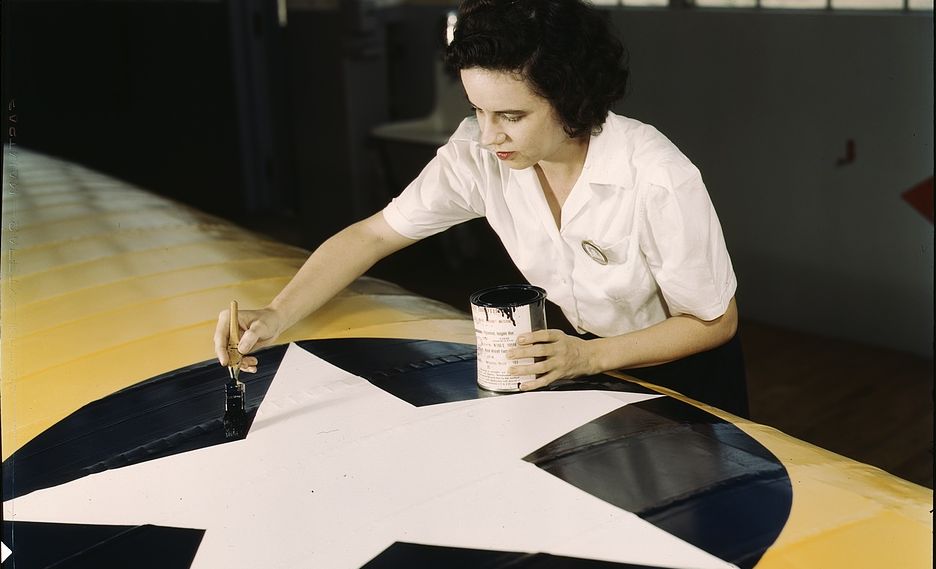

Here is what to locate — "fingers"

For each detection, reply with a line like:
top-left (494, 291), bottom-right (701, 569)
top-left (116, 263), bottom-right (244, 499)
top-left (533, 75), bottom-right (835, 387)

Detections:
top-left (506, 343), bottom-right (551, 360)
top-left (516, 329), bottom-right (561, 345)
top-left (215, 306), bottom-right (277, 369)
top-left (509, 328), bottom-right (566, 359)
top-left (508, 360), bottom-right (551, 376)
top-left (509, 329), bottom-right (587, 390)
top-left (238, 327), bottom-right (260, 355)
top-left (239, 356), bottom-right (259, 374)
top-left (238, 317), bottom-right (269, 354)
top-left (519, 372), bottom-right (558, 391)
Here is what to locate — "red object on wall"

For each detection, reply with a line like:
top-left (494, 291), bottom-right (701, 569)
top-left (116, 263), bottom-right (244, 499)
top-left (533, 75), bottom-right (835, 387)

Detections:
top-left (902, 176), bottom-right (934, 223)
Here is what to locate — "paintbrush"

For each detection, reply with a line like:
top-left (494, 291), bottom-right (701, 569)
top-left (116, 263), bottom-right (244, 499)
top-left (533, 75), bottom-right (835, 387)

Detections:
top-left (223, 300), bottom-right (249, 439)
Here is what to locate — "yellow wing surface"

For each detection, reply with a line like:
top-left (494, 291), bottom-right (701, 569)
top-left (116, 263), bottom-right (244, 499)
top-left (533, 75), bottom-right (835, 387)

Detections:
top-left (1, 147), bottom-right (931, 568)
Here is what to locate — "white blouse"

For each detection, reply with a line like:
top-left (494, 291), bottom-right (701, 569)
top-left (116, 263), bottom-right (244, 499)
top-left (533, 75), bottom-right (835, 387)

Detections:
top-left (382, 112), bottom-right (737, 338)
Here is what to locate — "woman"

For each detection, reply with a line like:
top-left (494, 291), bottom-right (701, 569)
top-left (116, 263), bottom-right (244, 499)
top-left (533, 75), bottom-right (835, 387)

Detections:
top-left (215, 0), bottom-right (749, 417)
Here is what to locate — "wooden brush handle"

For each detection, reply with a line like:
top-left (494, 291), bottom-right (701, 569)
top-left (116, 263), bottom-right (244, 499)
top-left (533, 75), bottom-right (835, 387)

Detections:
top-left (229, 300), bottom-right (240, 346)
top-left (227, 300), bottom-right (243, 371)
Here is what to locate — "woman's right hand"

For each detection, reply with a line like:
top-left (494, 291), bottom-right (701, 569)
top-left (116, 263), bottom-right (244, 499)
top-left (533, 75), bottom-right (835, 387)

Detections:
top-left (213, 305), bottom-right (285, 372)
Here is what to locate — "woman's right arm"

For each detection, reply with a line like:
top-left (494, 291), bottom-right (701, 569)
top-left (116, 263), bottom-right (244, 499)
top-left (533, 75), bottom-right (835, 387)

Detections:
top-left (214, 211), bottom-right (417, 367)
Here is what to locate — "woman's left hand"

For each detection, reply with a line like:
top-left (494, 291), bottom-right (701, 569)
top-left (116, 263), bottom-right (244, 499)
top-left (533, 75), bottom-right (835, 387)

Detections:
top-left (506, 329), bottom-right (598, 391)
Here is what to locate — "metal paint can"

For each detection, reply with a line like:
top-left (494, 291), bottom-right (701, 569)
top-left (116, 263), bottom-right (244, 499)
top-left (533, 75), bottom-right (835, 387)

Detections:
top-left (470, 284), bottom-right (547, 392)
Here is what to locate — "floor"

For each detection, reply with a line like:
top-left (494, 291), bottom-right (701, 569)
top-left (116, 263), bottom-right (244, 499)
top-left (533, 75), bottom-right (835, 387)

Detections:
top-left (245, 216), bottom-right (934, 489)
top-left (741, 320), bottom-right (934, 489)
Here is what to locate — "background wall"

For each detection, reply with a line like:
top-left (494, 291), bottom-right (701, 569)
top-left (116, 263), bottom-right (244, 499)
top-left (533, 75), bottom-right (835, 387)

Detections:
top-left (609, 10), bottom-right (934, 356)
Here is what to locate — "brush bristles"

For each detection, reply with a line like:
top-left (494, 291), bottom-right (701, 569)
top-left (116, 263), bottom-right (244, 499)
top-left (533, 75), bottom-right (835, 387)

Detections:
top-left (224, 406), bottom-right (249, 439)
top-left (223, 380), bottom-right (248, 439)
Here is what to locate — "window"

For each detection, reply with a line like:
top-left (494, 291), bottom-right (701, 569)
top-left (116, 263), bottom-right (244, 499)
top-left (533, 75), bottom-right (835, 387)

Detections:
top-left (593, 0), bottom-right (669, 7)
top-left (597, 0), bottom-right (934, 10)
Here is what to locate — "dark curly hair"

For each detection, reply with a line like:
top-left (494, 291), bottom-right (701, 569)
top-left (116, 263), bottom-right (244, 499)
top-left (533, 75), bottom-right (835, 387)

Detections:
top-left (445, 0), bottom-right (630, 139)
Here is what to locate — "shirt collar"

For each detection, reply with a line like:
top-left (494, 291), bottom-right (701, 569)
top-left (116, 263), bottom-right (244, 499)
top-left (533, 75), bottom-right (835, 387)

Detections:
top-left (579, 114), bottom-right (627, 188)
top-left (504, 113), bottom-right (628, 193)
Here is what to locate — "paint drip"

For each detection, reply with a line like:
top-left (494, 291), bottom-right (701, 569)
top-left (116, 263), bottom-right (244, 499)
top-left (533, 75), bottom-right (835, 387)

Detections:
top-left (470, 285), bottom-right (547, 392)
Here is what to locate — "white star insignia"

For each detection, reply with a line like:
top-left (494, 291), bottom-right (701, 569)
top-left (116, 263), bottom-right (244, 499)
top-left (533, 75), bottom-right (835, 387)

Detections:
top-left (4, 343), bottom-right (734, 569)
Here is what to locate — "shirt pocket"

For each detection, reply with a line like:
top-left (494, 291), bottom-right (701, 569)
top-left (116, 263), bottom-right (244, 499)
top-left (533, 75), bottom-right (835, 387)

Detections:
top-left (584, 235), bottom-right (630, 266)
top-left (579, 235), bottom-right (654, 303)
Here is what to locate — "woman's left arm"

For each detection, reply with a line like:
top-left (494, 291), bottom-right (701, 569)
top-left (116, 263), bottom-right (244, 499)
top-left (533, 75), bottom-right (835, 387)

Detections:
top-left (507, 297), bottom-right (738, 391)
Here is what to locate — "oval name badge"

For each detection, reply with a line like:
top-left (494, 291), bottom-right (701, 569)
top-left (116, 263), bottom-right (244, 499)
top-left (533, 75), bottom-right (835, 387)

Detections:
top-left (581, 240), bottom-right (609, 265)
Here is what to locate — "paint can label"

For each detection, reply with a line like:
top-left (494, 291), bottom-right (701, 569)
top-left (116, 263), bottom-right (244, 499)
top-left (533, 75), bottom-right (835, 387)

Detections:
top-left (470, 285), bottom-right (547, 392)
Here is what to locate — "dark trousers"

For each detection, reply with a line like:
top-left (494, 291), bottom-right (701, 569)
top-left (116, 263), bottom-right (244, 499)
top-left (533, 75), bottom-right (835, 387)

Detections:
top-left (584, 330), bottom-right (751, 418)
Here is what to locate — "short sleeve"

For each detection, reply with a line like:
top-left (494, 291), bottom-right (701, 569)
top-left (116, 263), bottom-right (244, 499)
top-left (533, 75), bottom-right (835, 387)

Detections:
top-left (382, 131), bottom-right (487, 240)
top-left (637, 158), bottom-right (737, 321)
